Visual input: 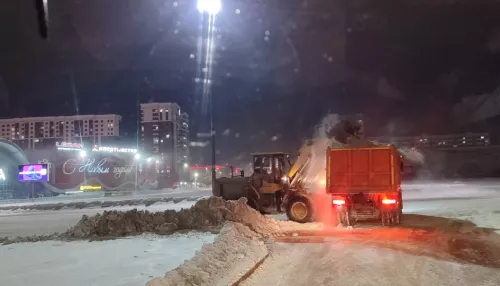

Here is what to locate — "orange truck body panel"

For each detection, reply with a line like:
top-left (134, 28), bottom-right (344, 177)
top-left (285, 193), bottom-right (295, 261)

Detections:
top-left (326, 146), bottom-right (401, 194)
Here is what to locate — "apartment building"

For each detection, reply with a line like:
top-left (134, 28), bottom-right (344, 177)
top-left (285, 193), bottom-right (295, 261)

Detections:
top-left (0, 115), bottom-right (121, 150)
top-left (140, 103), bottom-right (190, 175)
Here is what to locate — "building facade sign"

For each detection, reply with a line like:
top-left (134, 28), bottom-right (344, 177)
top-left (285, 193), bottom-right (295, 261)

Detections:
top-left (92, 145), bottom-right (137, 153)
top-left (63, 158), bottom-right (110, 175)
top-left (62, 158), bottom-right (134, 179)
top-left (56, 142), bottom-right (83, 151)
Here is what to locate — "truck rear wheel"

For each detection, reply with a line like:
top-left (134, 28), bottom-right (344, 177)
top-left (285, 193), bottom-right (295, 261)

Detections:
top-left (286, 196), bottom-right (313, 223)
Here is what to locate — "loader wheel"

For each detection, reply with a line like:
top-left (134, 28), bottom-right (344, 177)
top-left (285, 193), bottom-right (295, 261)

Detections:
top-left (286, 196), bottom-right (313, 223)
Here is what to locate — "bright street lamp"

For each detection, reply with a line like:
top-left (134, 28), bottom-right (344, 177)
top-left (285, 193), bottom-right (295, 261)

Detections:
top-left (146, 157), bottom-right (152, 163)
top-left (197, 0), bottom-right (221, 14)
top-left (183, 162), bottom-right (189, 168)
top-left (79, 150), bottom-right (86, 158)
top-left (134, 153), bottom-right (141, 160)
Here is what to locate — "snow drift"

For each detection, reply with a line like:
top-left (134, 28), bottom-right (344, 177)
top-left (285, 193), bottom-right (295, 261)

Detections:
top-left (1, 196), bottom-right (321, 285)
top-left (63, 196), bottom-right (287, 239)
top-left (147, 222), bottom-right (269, 286)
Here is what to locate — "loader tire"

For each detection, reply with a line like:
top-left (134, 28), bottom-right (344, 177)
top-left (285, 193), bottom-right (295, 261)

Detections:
top-left (286, 196), bottom-right (313, 223)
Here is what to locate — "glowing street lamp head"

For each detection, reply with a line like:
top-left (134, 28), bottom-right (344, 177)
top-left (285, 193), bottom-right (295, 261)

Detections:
top-left (197, 0), bottom-right (221, 14)
top-left (79, 150), bottom-right (86, 158)
top-left (134, 153), bottom-right (141, 160)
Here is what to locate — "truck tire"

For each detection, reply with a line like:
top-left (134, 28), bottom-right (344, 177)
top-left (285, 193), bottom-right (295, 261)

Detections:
top-left (286, 196), bottom-right (313, 223)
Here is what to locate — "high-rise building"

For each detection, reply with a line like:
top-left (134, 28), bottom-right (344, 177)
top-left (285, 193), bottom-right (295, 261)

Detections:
top-left (0, 115), bottom-right (121, 150)
top-left (140, 103), bottom-right (190, 177)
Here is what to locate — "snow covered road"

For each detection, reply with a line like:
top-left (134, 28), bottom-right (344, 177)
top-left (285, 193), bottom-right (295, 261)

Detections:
top-left (243, 240), bottom-right (500, 286)
top-left (2, 180), bottom-right (500, 286)
top-left (242, 181), bottom-right (500, 286)
top-left (0, 188), bottom-right (210, 208)
top-left (0, 233), bottom-right (216, 286)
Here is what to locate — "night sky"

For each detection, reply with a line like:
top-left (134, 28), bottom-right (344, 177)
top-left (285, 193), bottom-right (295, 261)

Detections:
top-left (1, 0), bottom-right (500, 165)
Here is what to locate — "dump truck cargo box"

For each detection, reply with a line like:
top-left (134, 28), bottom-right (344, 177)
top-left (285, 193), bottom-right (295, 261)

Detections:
top-left (326, 146), bottom-right (401, 194)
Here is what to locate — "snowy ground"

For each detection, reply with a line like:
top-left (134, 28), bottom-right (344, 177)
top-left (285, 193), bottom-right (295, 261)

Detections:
top-left (0, 200), bottom-right (197, 238)
top-left (243, 240), bottom-right (500, 286)
top-left (0, 188), bottom-right (210, 208)
top-left (2, 179), bottom-right (500, 286)
top-left (0, 233), bottom-right (216, 286)
top-left (402, 179), bottom-right (500, 201)
top-left (243, 180), bottom-right (500, 285)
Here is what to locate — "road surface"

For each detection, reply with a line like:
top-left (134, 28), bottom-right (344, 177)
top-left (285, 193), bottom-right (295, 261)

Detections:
top-left (0, 188), bottom-right (210, 207)
top-left (242, 181), bottom-right (500, 286)
top-left (2, 180), bottom-right (500, 285)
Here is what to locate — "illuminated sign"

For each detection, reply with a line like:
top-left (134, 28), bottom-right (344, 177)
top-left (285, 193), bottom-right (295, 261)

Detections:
top-left (79, 185), bottom-right (102, 191)
top-left (56, 142), bottom-right (83, 151)
top-left (92, 145), bottom-right (137, 153)
top-left (0, 168), bottom-right (5, 181)
top-left (113, 166), bottom-right (133, 179)
top-left (63, 158), bottom-right (110, 175)
top-left (62, 158), bottom-right (133, 178)
top-left (18, 164), bottom-right (49, 182)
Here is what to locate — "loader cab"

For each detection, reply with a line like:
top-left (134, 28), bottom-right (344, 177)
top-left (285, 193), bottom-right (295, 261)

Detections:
top-left (252, 152), bottom-right (291, 184)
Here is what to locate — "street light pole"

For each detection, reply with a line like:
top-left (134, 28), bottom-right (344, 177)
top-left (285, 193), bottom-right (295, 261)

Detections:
top-left (210, 88), bottom-right (216, 187)
top-left (197, 0), bottom-right (221, 188)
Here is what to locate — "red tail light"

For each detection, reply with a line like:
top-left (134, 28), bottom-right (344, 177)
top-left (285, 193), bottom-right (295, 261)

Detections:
top-left (382, 199), bottom-right (396, 205)
top-left (333, 199), bottom-right (346, 205)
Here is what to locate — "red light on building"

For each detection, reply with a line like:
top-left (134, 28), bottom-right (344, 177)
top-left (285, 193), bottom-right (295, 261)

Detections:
top-left (190, 165), bottom-right (225, 170)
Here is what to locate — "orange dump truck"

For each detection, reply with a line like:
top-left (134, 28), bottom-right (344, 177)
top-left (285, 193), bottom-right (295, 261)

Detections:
top-left (326, 145), bottom-right (403, 226)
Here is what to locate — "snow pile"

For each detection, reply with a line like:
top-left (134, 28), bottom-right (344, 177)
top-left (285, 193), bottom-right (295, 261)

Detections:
top-left (147, 222), bottom-right (268, 286)
top-left (0, 196), bottom-right (319, 245)
top-left (145, 198), bottom-right (324, 286)
top-left (63, 196), bottom-right (283, 239)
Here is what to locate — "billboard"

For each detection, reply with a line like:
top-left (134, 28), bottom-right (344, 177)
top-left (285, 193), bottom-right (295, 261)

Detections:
top-left (18, 164), bottom-right (49, 182)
